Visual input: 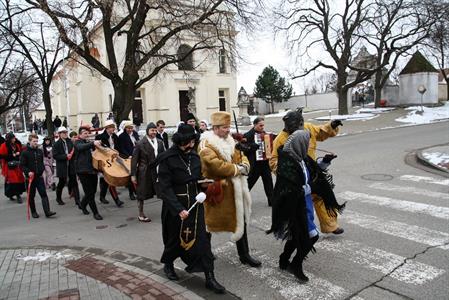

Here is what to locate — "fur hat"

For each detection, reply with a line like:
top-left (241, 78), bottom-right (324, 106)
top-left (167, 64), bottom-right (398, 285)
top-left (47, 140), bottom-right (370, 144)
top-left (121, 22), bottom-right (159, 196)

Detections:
top-left (104, 119), bottom-right (116, 128)
top-left (172, 123), bottom-right (200, 146)
top-left (184, 112), bottom-right (196, 123)
top-left (210, 112), bottom-right (231, 126)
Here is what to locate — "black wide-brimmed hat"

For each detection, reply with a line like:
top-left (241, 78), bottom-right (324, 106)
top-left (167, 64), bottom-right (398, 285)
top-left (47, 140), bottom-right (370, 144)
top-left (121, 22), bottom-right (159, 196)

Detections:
top-left (172, 123), bottom-right (200, 146)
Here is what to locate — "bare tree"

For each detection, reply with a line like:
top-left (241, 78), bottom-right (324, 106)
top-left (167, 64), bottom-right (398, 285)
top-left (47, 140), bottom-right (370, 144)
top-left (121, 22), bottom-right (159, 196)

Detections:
top-left (276, 0), bottom-right (388, 115)
top-left (0, 31), bottom-right (37, 118)
top-left (26, 0), bottom-right (260, 123)
top-left (424, 0), bottom-right (449, 100)
top-left (1, 0), bottom-right (64, 137)
top-left (362, 0), bottom-right (432, 107)
top-left (314, 72), bottom-right (337, 93)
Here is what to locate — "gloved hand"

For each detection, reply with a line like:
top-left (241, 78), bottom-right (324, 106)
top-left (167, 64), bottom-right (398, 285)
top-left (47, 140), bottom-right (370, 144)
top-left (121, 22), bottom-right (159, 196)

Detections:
top-left (235, 141), bottom-right (252, 152)
top-left (237, 164), bottom-right (250, 176)
top-left (331, 120), bottom-right (343, 129)
top-left (322, 154), bottom-right (337, 164)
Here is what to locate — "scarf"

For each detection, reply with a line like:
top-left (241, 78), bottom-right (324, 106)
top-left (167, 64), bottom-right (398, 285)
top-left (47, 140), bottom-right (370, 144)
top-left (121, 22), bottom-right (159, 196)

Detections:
top-left (283, 130), bottom-right (310, 163)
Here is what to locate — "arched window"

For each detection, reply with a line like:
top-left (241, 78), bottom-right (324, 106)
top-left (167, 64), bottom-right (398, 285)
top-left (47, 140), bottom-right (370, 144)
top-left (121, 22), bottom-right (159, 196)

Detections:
top-left (219, 48), bottom-right (226, 73)
top-left (177, 44), bottom-right (193, 71)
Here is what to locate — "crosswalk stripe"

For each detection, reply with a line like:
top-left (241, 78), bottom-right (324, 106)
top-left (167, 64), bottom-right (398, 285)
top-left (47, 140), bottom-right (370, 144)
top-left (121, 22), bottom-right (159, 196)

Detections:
top-left (338, 191), bottom-right (449, 220)
top-left (343, 210), bottom-right (449, 248)
top-left (316, 238), bottom-right (445, 284)
top-left (400, 175), bottom-right (449, 186)
top-left (214, 242), bottom-right (351, 300)
top-left (368, 182), bottom-right (449, 200)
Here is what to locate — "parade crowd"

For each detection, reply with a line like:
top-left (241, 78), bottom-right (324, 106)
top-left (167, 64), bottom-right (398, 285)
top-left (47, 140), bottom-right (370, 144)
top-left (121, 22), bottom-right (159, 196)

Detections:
top-left (0, 109), bottom-right (345, 294)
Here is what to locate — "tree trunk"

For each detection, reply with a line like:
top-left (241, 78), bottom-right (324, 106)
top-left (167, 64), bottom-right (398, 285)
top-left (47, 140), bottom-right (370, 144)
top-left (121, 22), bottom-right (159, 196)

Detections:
top-left (374, 71), bottom-right (383, 108)
top-left (112, 82), bottom-right (136, 125)
top-left (42, 88), bottom-right (53, 138)
top-left (336, 70), bottom-right (349, 115)
top-left (446, 79), bottom-right (449, 101)
top-left (270, 101), bottom-right (275, 114)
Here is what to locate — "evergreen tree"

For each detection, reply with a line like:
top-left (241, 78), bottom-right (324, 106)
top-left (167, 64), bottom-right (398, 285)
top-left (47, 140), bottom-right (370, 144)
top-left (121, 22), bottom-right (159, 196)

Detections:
top-left (254, 65), bottom-right (293, 113)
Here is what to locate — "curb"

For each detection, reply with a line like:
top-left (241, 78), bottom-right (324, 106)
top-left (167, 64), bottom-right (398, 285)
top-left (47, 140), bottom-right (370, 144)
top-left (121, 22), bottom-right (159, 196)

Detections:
top-left (416, 150), bottom-right (449, 174)
top-left (0, 245), bottom-right (240, 300)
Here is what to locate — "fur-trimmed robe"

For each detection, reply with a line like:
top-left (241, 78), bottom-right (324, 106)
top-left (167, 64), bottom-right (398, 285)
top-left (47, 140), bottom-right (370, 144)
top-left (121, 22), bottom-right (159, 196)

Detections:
top-left (199, 132), bottom-right (252, 241)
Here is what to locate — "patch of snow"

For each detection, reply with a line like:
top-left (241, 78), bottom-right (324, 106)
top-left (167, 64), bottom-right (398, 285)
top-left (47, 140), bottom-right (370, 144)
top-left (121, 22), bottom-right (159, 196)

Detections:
top-left (396, 102), bottom-right (449, 124)
top-left (16, 251), bottom-right (73, 262)
top-left (264, 110), bottom-right (290, 118)
top-left (315, 113), bottom-right (378, 121)
top-left (422, 151), bottom-right (449, 167)
top-left (356, 107), bottom-right (395, 114)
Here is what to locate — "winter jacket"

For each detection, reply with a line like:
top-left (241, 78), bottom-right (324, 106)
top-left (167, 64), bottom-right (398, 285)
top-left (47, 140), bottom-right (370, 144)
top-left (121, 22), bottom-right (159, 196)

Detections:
top-left (20, 145), bottom-right (45, 177)
top-left (74, 139), bottom-right (96, 174)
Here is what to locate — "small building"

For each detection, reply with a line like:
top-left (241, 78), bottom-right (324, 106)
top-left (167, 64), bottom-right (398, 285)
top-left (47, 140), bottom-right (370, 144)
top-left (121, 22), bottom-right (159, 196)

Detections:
top-left (398, 51), bottom-right (439, 105)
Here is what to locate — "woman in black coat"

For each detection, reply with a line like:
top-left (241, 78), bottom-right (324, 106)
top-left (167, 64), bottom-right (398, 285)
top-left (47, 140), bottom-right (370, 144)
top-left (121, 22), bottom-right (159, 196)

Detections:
top-left (157, 124), bottom-right (225, 294)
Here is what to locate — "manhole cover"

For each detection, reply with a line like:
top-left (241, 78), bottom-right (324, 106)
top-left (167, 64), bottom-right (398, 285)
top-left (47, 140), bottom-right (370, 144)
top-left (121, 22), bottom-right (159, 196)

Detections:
top-left (361, 174), bottom-right (394, 181)
top-left (96, 225), bottom-right (108, 230)
top-left (116, 224), bottom-right (128, 228)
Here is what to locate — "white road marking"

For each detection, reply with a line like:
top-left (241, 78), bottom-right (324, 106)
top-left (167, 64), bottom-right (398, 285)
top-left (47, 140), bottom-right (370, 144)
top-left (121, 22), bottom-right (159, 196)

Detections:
top-left (338, 191), bottom-right (449, 220)
top-left (369, 182), bottom-right (449, 200)
top-left (214, 242), bottom-right (350, 300)
top-left (400, 175), bottom-right (449, 186)
top-left (317, 238), bottom-right (445, 284)
top-left (343, 210), bottom-right (449, 248)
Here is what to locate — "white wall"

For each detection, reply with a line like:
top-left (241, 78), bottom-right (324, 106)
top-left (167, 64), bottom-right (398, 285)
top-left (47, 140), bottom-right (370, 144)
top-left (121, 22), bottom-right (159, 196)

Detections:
top-left (399, 72), bottom-right (439, 105)
top-left (438, 82), bottom-right (448, 101)
top-left (381, 85), bottom-right (400, 106)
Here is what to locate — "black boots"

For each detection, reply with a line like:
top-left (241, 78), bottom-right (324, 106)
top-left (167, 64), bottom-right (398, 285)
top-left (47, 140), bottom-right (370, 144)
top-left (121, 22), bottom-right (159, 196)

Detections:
top-left (42, 197), bottom-right (56, 218)
top-left (163, 264), bottom-right (179, 281)
top-left (99, 196), bottom-right (109, 204)
top-left (205, 271), bottom-right (226, 294)
top-left (56, 198), bottom-right (65, 205)
top-left (114, 198), bottom-right (124, 207)
top-left (236, 225), bottom-right (261, 268)
top-left (290, 235), bottom-right (319, 283)
top-left (31, 211), bottom-right (39, 218)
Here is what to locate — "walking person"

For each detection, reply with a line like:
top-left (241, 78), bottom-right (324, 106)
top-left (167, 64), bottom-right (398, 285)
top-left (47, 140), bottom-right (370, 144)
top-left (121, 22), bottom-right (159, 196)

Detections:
top-left (20, 134), bottom-right (56, 218)
top-left (199, 112), bottom-right (261, 267)
top-left (53, 127), bottom-right (80, 208)
top-left (270, 109), bottom-right (345, 235)
top-left (156, 120), bottom-right (169, 150)
top-left (95, 120), bottom-right (124, 207)
top-left (91, 113), bottom-right (100, 129)
top-left (118, 121), bottom-right (139, 200)
top-left (0, 133), bottom-right (26, 202)
top-left (74, 127), bottom-right (103, 220)
top-left (130, 123), bottom-right (165, 222)
top-left (53, 116), bottom-right (62, 132)
top-left (42, 137), bottom-right (56, 191)
top-left (243, 117), bottom-right (273, 206)
top-left (268, 130), bottom-right (319, 283)
top-left (158, 123), bottom-right (226, 294)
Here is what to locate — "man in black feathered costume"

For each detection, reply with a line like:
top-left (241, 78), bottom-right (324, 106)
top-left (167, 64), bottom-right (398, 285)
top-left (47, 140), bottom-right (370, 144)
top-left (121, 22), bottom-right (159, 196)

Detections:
top-left (268, 129), bottom-right (345, 283)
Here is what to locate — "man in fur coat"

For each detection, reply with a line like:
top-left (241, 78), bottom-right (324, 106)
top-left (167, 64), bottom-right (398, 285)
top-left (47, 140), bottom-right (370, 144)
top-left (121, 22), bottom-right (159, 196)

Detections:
top-left (199, 111), bottom-right (261, 267)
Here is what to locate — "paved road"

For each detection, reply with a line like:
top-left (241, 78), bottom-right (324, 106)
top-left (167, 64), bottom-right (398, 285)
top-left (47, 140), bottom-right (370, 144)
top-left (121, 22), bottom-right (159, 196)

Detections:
top-left (1, 121), bottom-right (448, 299)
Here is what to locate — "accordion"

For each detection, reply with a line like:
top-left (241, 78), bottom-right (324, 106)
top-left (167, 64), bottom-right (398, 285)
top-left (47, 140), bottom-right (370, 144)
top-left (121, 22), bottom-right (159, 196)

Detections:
top-left (255, 132), bottom-right (275, 161)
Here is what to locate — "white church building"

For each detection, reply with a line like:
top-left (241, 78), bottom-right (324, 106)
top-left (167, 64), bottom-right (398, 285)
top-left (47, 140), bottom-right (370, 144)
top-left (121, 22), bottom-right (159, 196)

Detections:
top-left (50, 26), bottom-right (237, 129)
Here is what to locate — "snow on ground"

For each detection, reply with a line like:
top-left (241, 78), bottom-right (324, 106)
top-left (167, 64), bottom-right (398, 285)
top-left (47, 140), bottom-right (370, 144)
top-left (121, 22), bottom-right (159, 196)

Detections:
top-left (13, 132), bottom-right (45, 144)
top-left (356, 107), bottom-right (395, 114)
top-left (16, 251), bottom-right (73, 262)
top-left (396, 102), bottom-right (449, 124)
top-left (315, 113), bottom-right (378, 121)
top-left (422, 151), bottom-right (449, 169)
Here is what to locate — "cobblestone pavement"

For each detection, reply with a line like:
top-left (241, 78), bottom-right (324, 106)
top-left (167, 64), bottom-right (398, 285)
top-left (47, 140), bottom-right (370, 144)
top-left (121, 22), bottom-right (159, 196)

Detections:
top-left (0, 247), bottom-right (233, 300)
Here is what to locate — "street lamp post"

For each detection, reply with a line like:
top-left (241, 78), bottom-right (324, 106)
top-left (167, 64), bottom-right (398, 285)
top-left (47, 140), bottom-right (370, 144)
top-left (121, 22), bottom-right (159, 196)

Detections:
top-left (417, 85), bottom-right (427, 115)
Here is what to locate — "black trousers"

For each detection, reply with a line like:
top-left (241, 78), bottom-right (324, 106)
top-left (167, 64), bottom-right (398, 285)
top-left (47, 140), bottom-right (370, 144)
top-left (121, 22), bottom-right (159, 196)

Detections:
top-left (99, 177), bottom-right (119, 200)
top-left (27, 176), bottom-right (50, 213)
top-left (247, 160), bottom-right (273, 204)
top-left (78, 173), bottom-right (99, 215)
top-left (56, 174), bottom-right (80, 201)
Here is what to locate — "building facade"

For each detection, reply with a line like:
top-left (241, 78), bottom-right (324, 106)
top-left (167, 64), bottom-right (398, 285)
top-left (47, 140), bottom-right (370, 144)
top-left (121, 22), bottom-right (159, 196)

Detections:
top-left (50, 28), bottom-right (237, 129)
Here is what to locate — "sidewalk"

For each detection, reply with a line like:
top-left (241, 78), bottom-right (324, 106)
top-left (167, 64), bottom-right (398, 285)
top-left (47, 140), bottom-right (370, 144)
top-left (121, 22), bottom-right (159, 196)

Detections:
top-left (416, 144), bottom-right (449, 174)
top-left (0, 246), bottom-right (237, 300)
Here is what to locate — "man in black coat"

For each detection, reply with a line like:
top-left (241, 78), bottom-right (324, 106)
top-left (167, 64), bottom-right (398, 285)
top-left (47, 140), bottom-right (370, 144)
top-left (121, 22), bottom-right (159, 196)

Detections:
top-left (95, 120), bottom-right (124, 207)
top-left (53, 126), bottom-right (80, 207)
top-left (74, 127), bottom-right (103, 220)
top-left (131, 122), bottom-right (164, 222)
top-left (157, 124), bottom-right (225, 294)
top-left (243, 117), bottom-right (273, 206)
top-left (20, 134), bottom-right (56, 218)
top-left (117, 121), bottom-right (139, 200)
top-left (156, 120), bottom-right (169, 150)
top-left (53, 116), bottom-right (62, 130)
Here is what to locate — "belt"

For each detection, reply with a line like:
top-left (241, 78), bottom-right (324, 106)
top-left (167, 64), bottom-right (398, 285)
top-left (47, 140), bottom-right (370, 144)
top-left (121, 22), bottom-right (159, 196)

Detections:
top-left (174, 182), bottom-right (197, 197)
